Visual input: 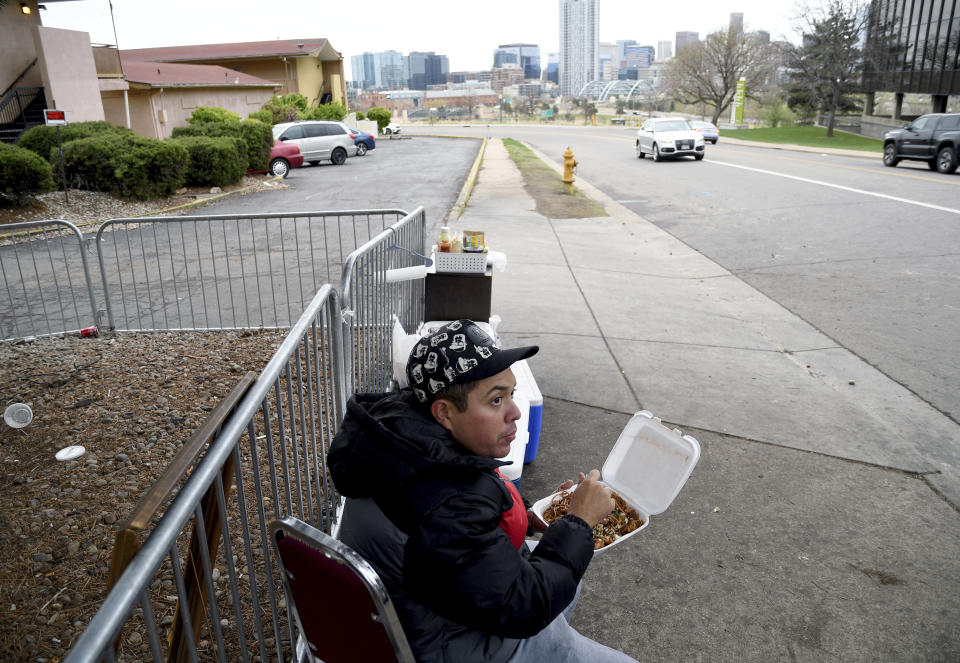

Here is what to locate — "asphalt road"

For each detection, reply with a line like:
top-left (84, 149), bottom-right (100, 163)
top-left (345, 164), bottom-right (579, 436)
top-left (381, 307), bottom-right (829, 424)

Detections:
top-left (411, 123), bottom-right (960, 427)
top-left (202, 135), bottom-right (480, 234)
top-left (0, 136), bottom-right (481, 339)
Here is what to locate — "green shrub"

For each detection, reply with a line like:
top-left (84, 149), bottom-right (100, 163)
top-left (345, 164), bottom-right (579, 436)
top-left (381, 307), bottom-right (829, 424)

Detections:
top-left (254, 94), bottom-right (308, 125)
top-left (366, 106), bottom-right (392, 133)
top-left (256, 98), bottom-right (300, 125)
top-left (248, 109), bottom-right (273, 124)
top-left (18, 121), bottom-right (131, 162)
top-left (171, 136), bottom-right (246, 187)
top-left (0, 142), bottom-right (55, 198)
top-left (759, 98), bottom-right (796, 128)
top-left (277, 94), bottom-right (308, 112)
top-left (171, 119), bottom-right (271, 172)
top-left (299, 102), bottom-right (346, 121)
top-left (57, 134), bottom-right (188, 200)
top-left (238, 119), bottom-right (272, 172)
top-left (186, 106), bottom-right (241, 124)
top-left (354, 110), bottom-right (365, 121)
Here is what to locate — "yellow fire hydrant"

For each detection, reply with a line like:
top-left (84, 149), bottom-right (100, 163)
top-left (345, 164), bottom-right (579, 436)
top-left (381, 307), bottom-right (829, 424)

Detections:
top-left (562, 147), bottom-right (577, 184)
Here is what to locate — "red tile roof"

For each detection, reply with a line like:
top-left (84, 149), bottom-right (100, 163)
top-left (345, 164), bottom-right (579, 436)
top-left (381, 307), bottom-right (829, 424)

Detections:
top-left (121, 59), bottom-right (280, 87)
top-left (121, 39), bottom-right (335, 63)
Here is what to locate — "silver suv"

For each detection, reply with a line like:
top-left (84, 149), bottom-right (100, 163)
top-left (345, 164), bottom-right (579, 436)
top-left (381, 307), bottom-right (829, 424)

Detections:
top-left (272, 120), bottom-right (358, 166)
top-left (636, 117), bottom-right (705, 161)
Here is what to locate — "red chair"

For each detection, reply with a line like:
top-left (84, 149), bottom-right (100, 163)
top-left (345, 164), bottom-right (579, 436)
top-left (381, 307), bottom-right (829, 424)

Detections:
top-left (269, 516), bottom-right (416, 663)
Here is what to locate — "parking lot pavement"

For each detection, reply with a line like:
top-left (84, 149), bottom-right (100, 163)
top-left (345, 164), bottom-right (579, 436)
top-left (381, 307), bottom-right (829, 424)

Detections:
top-left (193, 136), bottom-right (481, 234)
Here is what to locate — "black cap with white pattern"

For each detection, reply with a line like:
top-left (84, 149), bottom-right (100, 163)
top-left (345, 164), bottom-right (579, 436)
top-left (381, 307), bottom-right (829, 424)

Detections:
top-left (406, 319), bottom-right (538, 404)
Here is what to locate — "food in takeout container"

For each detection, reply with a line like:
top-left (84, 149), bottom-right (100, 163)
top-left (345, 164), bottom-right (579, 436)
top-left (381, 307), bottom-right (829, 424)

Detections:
top-left (537, 484), bottom-right (646, 550)
top-left (530, 410), bottom-right (700, 553)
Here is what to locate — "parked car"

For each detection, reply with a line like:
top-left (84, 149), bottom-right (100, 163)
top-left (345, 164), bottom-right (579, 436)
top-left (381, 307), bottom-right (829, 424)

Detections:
top-left (350, 128), bottom-right (376, 156)
top-left (272, 120), bottom-right (358, 166)
top-left (689, 120), bottom-right (720, 144)
top-left (882, 113), bottom-right (960, 173)
top-left (382, 122), bottom-right (401, 135)
top-left (636, 118), bottom-right (705, 161)
top-left (268, 139), bottom-right (303, 177)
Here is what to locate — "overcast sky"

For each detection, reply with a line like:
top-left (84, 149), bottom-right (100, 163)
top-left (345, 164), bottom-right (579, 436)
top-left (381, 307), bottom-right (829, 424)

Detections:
top-left (40, 0), bottom-right (808, 78)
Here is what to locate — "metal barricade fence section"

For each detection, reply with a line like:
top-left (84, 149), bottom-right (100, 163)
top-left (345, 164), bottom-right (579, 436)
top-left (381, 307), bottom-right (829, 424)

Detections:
top-left (97, 210), bottom-right (407, 333)
top-left (0, 220), bottom-right (99, 342)
top-left (341, 207), bottom-right (427, 396)
top-left (64, 286), bottom-right (347, 663)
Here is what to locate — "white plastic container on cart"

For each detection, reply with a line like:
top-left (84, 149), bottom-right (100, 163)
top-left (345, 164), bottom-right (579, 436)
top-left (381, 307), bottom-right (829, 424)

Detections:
top-left (497, 395), bottom-right (529, 488)
top-left (531, 410), bottom-right (700, 553)
top-left (510, 359), bottom-right (542, 463)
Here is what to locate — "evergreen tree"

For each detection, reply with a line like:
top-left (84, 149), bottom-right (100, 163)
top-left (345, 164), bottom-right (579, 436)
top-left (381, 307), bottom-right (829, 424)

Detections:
top-left (790, 1), bottom-right (864, 136)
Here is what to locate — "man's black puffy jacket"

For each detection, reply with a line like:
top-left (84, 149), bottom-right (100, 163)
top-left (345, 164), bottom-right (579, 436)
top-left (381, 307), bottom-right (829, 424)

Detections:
top-left (328, 390), bottom-right (595, 663)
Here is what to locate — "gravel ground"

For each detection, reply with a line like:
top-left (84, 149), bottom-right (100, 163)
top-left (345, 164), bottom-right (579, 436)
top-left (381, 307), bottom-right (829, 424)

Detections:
top-left (0, 175), bottom-right (289, 228)
top-left (0, 329), bottom-right (289, 662)
top-left (1, 185), bottom-right (298, 662)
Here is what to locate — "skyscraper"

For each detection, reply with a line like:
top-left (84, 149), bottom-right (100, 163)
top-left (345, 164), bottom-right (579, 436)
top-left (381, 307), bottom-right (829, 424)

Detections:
top-left (493, 44), bottom-right (541, 80)
top-left (675, 31), bottom-right (699, 53)
top-left (729, 12), bottom-right (744, 34)
top-left (656, 40), bottom-right (672, 62)
top-left (373, 50), bottom-right (404, 89)
top-left (546, 53), bottom-right (559, 84)
top-left (599, 42), bottom-right (616, 80)
top-left (351, 52), bottom-right (377, 89)
top-left (405, 52), bottom-right (449, 90)
top-left (559, 0), bottom-right (599, 97)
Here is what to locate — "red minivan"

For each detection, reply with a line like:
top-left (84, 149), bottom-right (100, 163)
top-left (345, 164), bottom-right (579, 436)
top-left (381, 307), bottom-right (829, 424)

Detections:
top-left (249, 139), bottom-right (304, 178)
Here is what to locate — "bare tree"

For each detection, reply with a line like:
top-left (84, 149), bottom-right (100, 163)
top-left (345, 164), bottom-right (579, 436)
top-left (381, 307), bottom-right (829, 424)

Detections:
top-left (664, 27), bottom-right (772, 124)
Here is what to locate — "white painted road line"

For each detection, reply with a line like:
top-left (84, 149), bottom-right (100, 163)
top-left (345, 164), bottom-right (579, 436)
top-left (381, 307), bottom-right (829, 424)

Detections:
top-left (709, 159), bottom-right (960, 216)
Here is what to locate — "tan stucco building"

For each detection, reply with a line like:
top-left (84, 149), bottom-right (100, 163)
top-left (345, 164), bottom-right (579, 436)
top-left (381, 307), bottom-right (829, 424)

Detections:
top-left (2, 0), bottom-right (108, 141)
top-left (121, 39), bottom-right (347, 108)
top-left (108, 60), bottom-right (279, 139)
top-left (2, 2), bottom-right (346, 142)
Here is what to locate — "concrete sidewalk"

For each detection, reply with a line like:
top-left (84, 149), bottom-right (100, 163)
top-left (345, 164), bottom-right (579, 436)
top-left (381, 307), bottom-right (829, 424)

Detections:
top-left (455, 138), bottom-right (960, 661)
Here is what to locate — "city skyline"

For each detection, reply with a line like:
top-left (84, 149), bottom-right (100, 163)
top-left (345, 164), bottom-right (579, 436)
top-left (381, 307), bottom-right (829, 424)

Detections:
top-left (40, 0), bottom-right (805, 81)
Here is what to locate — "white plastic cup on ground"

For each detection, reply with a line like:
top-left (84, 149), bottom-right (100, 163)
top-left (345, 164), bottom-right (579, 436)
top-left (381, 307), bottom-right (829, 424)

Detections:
top-left (3, 403), bottom-right (33, 429)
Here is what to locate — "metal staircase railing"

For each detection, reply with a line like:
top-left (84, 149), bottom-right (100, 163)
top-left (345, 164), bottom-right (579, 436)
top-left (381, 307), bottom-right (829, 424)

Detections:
top-left (0, 86), bottom-right (47, 144)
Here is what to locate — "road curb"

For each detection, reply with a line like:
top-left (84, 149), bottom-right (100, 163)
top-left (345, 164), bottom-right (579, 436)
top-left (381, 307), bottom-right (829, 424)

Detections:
top-left (77, 175), bottom-right (286, 230)
top-left (450, 136), bottom-right (487, 220)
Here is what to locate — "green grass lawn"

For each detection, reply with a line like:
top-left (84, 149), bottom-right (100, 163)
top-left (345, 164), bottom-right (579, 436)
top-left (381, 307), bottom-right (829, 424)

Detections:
top-left (728, 125), bottom-right (883, 152)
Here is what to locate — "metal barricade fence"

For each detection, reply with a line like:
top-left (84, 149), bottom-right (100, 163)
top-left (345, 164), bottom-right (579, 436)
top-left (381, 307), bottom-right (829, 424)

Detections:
top-left (96, 209), bottom-right (407, 332)
top-left (341, 206), bottom-right (427, 395)
top-left (0, 220), bottom-right (98, 341)
top-left (63, 285), bottom-right (347, 663)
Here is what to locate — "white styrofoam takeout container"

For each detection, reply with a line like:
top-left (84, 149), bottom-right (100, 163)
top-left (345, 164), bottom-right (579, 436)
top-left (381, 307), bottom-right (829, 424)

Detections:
top-left (531, 410), bottom-right (700, 552)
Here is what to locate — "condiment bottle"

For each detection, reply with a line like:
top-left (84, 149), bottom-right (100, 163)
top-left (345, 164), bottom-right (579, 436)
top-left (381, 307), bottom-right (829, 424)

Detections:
top-left (437, 226), bottom-right (452, 253)
top-left (451, 232), bottom-right (463, 253)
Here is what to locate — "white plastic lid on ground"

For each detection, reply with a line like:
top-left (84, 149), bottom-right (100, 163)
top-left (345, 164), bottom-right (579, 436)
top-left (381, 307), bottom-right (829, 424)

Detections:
top-left (55, 445), bottom-right (86, 461)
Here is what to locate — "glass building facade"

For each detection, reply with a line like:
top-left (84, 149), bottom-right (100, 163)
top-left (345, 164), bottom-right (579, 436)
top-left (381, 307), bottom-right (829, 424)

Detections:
top-left (863, 0), bottom-right (959, 102)
top-left (493, 44), bottom-right (541, 80)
